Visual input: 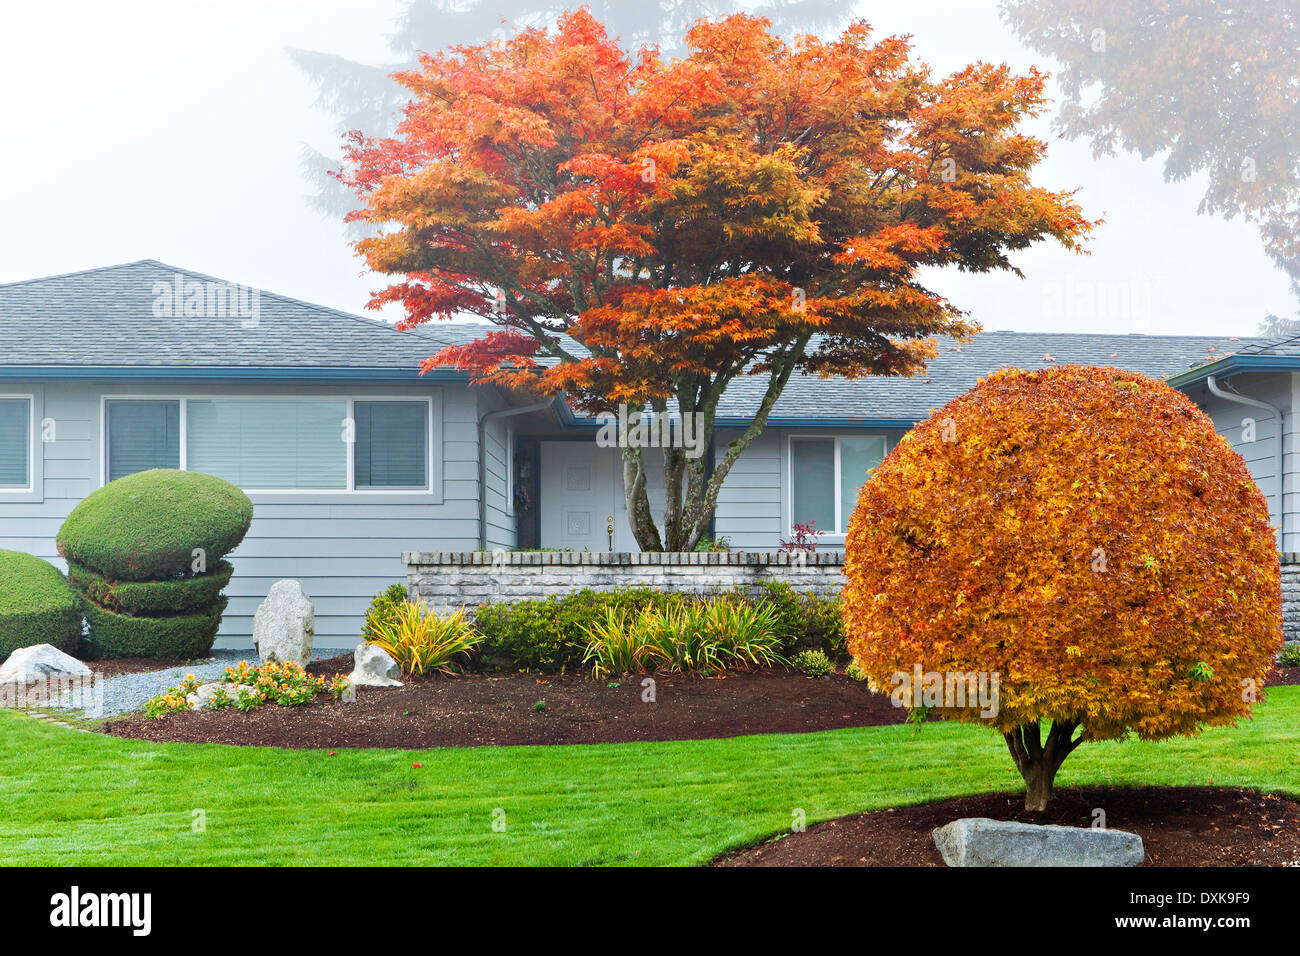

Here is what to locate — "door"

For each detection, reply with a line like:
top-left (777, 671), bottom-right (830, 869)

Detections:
top-left (539, 441), bottom-right (616, 551)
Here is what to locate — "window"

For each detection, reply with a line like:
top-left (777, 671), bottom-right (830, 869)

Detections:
top-left (0, 397), bottom-right (31, 490)
top-left (789, 435), bottom-right (887, 535)
top-left (354, 401), bottom-right (428, 489)
top-left (106, 400), bottom-right (180, 482)
top-left (102, 395), bottom-right (433, 493)
top-left (188, 399), bottom-right (348, 490)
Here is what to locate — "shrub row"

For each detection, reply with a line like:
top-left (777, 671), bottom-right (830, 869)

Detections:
top-left (366, 583), bottom-right (846, 674)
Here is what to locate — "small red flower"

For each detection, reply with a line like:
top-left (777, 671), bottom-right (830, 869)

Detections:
top-left (412, 763), bottom-right (423, 769)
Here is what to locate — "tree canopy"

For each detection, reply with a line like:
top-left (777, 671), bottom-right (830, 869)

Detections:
top-left (339, 10), bottom-right (1094, 550)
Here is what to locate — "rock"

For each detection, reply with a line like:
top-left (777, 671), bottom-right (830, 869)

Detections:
top-left (347, 642), bottom-right (403, 688)
top-left (0, 644), bottom-right (92, 683)
top-left (932, 817), bottom-right (1144, 867)
top-left (253, 580), bottom-right (315, 667)
top-left (185, 681), bottom-right (256, 711)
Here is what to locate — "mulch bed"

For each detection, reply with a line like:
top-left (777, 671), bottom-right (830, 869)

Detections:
top-left (103, 658), bottom-right (908, 748)
top-left (714, 785), bottom-right (1300, 867)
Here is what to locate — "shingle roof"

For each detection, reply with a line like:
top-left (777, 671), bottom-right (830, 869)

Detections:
top-left (1232, 333), bottom-right (1300, 357)
top-left (727, 331), bottom-right (1261, 424)
top-left (0, 259), bottom-right (483, 371)
top-left (0, 261), bottom-right (1260, 423)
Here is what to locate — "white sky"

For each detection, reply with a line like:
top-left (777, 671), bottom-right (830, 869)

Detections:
top-left (0, 0), bottom-right (1293, 338)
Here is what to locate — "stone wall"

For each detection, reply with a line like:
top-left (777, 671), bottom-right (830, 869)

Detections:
top-left (403, 551), bottom-right (844, 615)
top-left (405, 551), bottom-right (1300, 644)
top-left (1282, 555), bottom-right (1300, 643)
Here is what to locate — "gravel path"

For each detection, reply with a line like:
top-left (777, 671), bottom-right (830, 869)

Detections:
top-left (40, 649), bottom-right (342, 718)
top-left (47, 650), bottom-right (262, 718)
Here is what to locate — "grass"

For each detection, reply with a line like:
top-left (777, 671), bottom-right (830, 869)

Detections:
top-left (1, 686), bottom-right (1297, 866)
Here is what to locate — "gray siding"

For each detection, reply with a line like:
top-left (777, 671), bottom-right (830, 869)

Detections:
top-left (479, 391), bottom-right (520, 552)
top-left (1186, 371), bottom-right (1296, 551)
top-left (566, 426), bottom-right (902, 553)
top-left (0, 379), bottom-right (490, 648)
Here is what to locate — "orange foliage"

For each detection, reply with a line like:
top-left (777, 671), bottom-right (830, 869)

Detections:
top-left (337, 9), bottom-right (1094, 413)
top-left (843, 365), bottom-right (1281, 742)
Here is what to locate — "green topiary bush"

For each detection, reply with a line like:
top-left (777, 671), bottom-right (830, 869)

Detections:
top-left (82, 598), bottom-right (228, 660)
top-left (0, 550), bottom-right (83, 658)
top-left (58, 469), bottom-right (251, 659)
top-left (57, 469), bottom-right (252, 581)
top-left (67, 560), bottom-right (234, 616)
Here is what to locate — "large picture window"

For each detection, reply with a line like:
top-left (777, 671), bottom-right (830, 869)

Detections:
top-left (102, 395), bottom-right (432, 493)
top-left (0, 397), bottom-right (32, 490)
top-left (789, 435), bottom-right (887, 535)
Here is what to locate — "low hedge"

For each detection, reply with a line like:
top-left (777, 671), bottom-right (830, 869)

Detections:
top-left (0, 550), bottom-right (82, 658)
top-left (82, 598), bottom-right (228, 660)
top-left (473, 588), bottom-right (682, 672)
top-left (57, 469), bottom-right (252, 581)
top-left (67, 560), bottom-right (234, 616)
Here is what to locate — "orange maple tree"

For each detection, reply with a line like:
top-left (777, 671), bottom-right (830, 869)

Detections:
top-left (843, 365), bottom-right (1282, 811)
top-left (338, 9), bottom-right (1094, 550)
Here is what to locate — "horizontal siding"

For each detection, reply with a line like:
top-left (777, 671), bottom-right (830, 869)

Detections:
top-left (0, 378), bottom-right (487, 648)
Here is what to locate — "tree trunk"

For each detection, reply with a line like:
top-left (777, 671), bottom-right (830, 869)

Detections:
top-left (1003, 719), bottom-right (1086, 813)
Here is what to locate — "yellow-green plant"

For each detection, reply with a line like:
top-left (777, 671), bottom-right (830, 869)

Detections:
top-left (366, 601), bottom-right (480, 676)
top-left (582, 597), bottom-right (785, 677)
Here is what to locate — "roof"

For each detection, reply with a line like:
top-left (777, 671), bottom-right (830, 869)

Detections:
top-left (0, 261), bottom-right (1262, 422)
top-left (0, 259), bottom-right (484, 380)
top-left (722, 331), bottom-right (1260, 426)
top-left (1164, 332), bottom-right (1300, 388)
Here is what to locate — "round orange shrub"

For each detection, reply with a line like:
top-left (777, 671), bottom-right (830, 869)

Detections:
top-left (843, 365), bottom-right (1280, 804)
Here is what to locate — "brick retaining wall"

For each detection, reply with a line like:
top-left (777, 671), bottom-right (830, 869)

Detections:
top-left (403, 550), bottom-right (843, 615)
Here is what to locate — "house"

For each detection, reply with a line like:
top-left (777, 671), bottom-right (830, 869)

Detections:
top-left (0, 260), bottom-right (1281, 646)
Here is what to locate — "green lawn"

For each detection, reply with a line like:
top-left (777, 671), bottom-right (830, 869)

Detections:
top-left (2, 687), bottom-right (1298, 866)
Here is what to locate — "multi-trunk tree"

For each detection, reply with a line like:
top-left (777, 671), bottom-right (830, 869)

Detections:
top-left (338, 9), bottom-right (1094, 551)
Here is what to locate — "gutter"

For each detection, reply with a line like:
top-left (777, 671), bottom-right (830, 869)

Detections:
top-left (478, 398), bottom-right (557, 549)
top-left (1206, 374), bottom-right (1284, 549)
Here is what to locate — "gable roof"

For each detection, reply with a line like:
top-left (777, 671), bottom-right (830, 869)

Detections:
top-left (0, 259), bottom-right (482, 379)
top-left (0, 261), bottom-right (1261, 423)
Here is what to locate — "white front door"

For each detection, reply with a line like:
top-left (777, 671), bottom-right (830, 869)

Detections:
top-left (539, 441), bottom-right (617, 551)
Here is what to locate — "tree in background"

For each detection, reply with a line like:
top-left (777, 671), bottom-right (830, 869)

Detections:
top-left (337, 10), bottom-right (1094, 551)
top-left (843, 365), bottom-right (1281, 811)
top-left (1000, 0), bottom-right (1300, 335)
top-left (291, 0), bottom-right (857, 227)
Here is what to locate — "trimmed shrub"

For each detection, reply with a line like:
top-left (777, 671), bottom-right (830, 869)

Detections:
top-left (57, 469), bottom-right (252, 581)
top-left (474, 588), bottom-right (679, 672)
top-left (67, 560), bottom-right (234, 615)
top-left (82, 598), bottom-right (228, 660)
top-left (1279, 643), bottom-right (1300, 668)
top-left (792, 649), bottom-right (833, 678)
top-left (362, 583), bottom-right (410, 639)
top-left (0, 550), bottom-right (82, 658)
top-left (757, 581), bottom-right (845, 657)
top-left (844, 365), bottom-right (1281, 810)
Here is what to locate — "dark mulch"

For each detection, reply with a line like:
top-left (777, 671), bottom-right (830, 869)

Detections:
top-left (1267, 664), bottom-right (1300, 686)
top-left (714, 785), bottom-right (1300, 867)
top-left (103, 659), bottom-right (907, 748)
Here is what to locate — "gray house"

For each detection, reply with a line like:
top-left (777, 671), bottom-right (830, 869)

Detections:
top-left (0, 261), bottom-right (1286, 645)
